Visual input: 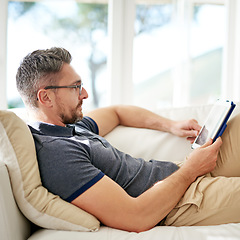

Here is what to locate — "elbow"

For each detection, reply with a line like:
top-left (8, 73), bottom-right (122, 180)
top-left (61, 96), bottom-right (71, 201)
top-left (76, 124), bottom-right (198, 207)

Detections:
top-left (116, 205), bottom-right (157, 233)
top-left (130, 215), bottom-right (157, 233)
top-left (100, 209), bottom-right (154, 232)
top-left (123, 201), bottom-right (165, 232)
top-left (108, 220), bottom-right (152, 233)
top-left (121, 217), bottom-right (155, 233)
top-left (97, 195), bottom-right (160, 232)
top-left (130, 224), bottom-right (153, 233)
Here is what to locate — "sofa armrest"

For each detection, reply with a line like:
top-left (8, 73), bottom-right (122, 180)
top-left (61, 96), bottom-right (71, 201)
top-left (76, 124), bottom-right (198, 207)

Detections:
top-left (0, 161), bottom-right (31, 240)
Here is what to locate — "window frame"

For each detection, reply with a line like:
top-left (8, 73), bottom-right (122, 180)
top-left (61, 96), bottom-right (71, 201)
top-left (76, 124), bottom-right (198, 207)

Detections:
top-left (0, 0), bottom-right (8, 109)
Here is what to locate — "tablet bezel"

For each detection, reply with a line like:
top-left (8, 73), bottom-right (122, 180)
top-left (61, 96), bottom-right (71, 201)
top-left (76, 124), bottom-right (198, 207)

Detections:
top-left (191, 100), bottom-right (235, 149)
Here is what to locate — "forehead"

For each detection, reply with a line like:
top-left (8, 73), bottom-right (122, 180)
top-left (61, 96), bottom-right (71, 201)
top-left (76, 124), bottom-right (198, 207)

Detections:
top-left (58, 63), bottom-right (81, 85)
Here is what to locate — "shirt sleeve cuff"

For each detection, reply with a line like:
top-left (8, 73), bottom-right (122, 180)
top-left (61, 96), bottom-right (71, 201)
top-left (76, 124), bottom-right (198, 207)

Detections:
top-left (65, 172), bottom-right (104, 202)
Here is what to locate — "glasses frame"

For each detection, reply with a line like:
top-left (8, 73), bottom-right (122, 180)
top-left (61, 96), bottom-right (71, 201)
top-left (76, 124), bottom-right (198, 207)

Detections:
top-left (44, 82), bottom-right (83, 96)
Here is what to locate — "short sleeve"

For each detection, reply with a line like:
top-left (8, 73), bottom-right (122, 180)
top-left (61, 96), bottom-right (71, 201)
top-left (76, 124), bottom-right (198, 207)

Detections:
top-left (37, 136), bottom-right (104, 202)
top-left (74, 117), bottom-right (99, 134)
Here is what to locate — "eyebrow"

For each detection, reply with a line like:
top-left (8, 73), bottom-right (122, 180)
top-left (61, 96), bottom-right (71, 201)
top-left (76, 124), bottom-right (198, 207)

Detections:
top-left (71, 79), bottom-right (82, 85)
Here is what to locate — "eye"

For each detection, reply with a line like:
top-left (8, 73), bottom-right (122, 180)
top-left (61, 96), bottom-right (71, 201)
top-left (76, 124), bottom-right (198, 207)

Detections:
top-left (73, 86), bottom-right (78, 92)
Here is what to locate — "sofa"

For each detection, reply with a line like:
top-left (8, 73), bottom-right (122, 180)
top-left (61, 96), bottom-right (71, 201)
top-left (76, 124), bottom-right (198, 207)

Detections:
top-left (1, 103), bottom-right (240, 240)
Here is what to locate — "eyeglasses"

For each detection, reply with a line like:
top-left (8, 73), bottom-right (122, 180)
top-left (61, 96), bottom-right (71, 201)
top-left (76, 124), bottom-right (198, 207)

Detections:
top-left (44, 82), bottom-right (83, 96)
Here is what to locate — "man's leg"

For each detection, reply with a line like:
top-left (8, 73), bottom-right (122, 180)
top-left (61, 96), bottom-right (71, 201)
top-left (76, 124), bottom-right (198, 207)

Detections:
top-left (165, 113), bottom-right (240, 226)
top-left (211, 113), bottom-right (240, 177)
top-left (165, 175), bottom-right (240, 226)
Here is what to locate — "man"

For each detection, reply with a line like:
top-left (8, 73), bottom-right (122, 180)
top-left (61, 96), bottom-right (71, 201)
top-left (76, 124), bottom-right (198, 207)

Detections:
top-left (16, 47), bottom-right (240, 232)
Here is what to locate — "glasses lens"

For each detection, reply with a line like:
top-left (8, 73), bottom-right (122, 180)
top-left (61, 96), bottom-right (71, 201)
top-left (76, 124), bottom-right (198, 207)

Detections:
top-left (79, 83), bottom-right (82, 95)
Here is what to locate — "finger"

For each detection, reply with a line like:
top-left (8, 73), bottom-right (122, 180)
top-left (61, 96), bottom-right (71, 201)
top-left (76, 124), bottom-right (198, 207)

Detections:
top-left (200, 138), bottom-right (213, 148)
top-left (182, 130), bottom-right (199, 138)
top-left (189, 119), bottom-right (202, 131)
top-left (212, 137), bottom-right (223, 150)
top-left (186, 136), bottom-right (195, 143)
top-left (186, 136), bottom-right (200, 143)
top-left (201, 137), bottom-right (222, 150)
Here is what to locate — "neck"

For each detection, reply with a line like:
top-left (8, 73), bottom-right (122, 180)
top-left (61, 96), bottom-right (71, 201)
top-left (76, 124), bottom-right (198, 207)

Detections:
top-left (28, 108), bottom-right (65, 127)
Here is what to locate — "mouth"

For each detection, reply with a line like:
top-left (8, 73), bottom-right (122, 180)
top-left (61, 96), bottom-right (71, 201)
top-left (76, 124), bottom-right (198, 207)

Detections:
top-left (77, 101), bottom-right (83, 110)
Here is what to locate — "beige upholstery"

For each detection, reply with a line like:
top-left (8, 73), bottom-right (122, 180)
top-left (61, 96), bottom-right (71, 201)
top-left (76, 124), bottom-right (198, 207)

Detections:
top-left (0, 110), bottom-right (99, 232)
top-left (1, 104), bottom-right (240, 240)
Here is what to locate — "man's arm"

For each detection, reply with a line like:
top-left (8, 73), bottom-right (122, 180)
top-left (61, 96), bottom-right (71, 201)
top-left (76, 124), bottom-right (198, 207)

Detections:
top-left (71, 138), bottom-right (222, 232)
top-left (86, 105), bottom-right (201, 140)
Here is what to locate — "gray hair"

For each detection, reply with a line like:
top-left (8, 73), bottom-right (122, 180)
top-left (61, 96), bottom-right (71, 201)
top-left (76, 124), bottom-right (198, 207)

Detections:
top-left (16, 47), bottom-right (72, 109)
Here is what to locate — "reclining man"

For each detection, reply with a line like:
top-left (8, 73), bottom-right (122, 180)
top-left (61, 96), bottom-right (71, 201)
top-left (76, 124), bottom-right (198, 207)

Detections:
top-left (16, 47), bottom-right (240, 232)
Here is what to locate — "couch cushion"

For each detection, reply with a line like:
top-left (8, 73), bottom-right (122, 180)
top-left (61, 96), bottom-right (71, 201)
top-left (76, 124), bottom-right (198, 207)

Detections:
top-left (0, 110), bottom-right (100, 232)
top-left (0, 161), bottom-right (31, 240)
top-left (105, 103), bottom-right (240, 162)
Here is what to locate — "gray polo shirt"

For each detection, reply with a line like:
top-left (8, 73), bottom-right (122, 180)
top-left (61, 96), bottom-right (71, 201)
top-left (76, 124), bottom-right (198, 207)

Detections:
top-left (29, 117), bottom-right (179, 202)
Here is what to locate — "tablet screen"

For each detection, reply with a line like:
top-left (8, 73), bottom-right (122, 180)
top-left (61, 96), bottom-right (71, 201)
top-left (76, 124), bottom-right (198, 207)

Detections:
top-left (194, 104), bottom-right (231, 146)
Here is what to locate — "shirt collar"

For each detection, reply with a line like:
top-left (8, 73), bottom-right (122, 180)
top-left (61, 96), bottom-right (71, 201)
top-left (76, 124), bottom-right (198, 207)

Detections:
top-left (28, 121), bottom-right (75, 137)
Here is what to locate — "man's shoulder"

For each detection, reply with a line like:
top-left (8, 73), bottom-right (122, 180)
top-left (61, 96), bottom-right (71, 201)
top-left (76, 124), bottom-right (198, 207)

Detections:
top-left (75, 116), bottom-right (99, 135)
top-left (28, 121), bottom-right (91, 154)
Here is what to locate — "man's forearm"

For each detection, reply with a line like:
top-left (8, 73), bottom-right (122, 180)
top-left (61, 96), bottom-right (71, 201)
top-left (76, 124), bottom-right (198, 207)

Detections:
top-left (87, 105), bottom-right (172, 136)
top-left (87, 105), bottom-right (200, 139)
top-left (132, 167), bottom-right (194, 231)
top-left (114, 105), bottom-right (173, 132)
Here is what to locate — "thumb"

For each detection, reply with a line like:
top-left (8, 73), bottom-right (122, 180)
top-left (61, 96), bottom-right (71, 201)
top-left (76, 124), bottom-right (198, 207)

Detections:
top-left (201, 138), bottom-right (213, 148)
top-left (201, 137), bottom-right (222, 150)
top-left (212, 137), bottom-right (223, 150)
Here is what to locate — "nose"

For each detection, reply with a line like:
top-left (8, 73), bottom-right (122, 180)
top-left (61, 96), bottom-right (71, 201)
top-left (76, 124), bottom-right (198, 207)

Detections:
top-left (79, 87), bottom-right (88, 100)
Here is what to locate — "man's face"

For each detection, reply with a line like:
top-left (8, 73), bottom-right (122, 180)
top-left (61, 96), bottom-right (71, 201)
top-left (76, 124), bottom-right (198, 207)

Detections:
top-left (53, 63), bottom-right (88, 125)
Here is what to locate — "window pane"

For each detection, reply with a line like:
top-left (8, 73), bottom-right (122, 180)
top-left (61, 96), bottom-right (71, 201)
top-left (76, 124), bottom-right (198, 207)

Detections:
top-left (7, 1), bottom-right (108, 110)
top-left (133, 4), bottom-right (174, 109)
top-left (189, 4), bottom-right (226, 105)
top-left (133, 2), bottom-right (226, 109)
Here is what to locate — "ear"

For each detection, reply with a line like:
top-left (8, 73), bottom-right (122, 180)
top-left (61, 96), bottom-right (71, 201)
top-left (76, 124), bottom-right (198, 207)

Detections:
top-left (37, 89), bottom-right (53, 108)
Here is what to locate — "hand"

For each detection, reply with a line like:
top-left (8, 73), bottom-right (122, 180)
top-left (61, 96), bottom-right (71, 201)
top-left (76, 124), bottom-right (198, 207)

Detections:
top-left (181, 137), bottom-right (223, 182)
top-left (170, 119), bottom-right (201, 143)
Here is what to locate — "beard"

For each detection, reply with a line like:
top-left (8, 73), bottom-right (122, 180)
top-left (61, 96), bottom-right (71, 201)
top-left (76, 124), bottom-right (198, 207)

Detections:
top-left (58, 101), bottom-right (83, 125)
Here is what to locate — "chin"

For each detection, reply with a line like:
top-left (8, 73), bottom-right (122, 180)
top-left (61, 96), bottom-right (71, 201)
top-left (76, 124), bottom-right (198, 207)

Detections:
top-left (71, 114), bottom-right (83, 124)
top-left (60, 112), bottom-right (83, 125)
top-left (76, 113), bottom-right (83, 122)
top-left (76, 109), bottom-right (83, 121)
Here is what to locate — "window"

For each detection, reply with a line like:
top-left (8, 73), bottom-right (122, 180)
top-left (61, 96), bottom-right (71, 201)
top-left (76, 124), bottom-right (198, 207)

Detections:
top-left (1, 0), bottom-right (240, 110)
top-left (133, 3), bottom-right (174, 109)
top-left (7, 1), bottom-right (108, 110)
top-left (189, 4), bottom-right (226, 105)
top-left (133, 1), bottom-right (226, 110)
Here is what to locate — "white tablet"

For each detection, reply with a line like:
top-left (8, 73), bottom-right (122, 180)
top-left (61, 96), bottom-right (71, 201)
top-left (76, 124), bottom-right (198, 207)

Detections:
top-left (191, 100), bottom-right (236, 149)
